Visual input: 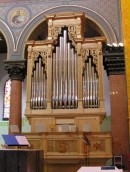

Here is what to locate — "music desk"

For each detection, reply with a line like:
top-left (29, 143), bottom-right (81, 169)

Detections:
top-left (0, 149), bottom-right (43, 172)
top-left (77, 167), bottom-right (123, 172)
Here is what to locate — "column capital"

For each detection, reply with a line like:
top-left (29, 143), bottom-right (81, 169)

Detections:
top-left (4, 60), bottom-right (27, 81)
top-left (103, 44), bottom-right (125, 76)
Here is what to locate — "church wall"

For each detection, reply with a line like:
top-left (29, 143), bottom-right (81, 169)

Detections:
top-left (0, 0), bottom-right (121, 32)
top-left (0, 0), bottom-right (122, 60)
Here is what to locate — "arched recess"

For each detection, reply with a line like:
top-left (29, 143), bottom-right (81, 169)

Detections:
top-left (0, 19), bottom-right (15, 59)
top-left (15, 5), bottom-right (117, 59)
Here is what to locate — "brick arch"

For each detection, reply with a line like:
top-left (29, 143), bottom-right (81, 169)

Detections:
top-left (0, 19), bottom-right (15, 58)
top-left (16, 5), bottom-right (118, 59)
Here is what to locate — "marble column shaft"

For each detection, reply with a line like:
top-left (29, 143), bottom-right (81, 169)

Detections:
top-left (4, 60), bottom-right (26, 134)
top-left (110, 75), bottom-right (129, 168)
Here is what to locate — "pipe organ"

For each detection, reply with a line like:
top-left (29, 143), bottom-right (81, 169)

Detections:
top-left (28, 29), bottom-right (101, 110)
top-left (25, 12), bottom-right (112, 172)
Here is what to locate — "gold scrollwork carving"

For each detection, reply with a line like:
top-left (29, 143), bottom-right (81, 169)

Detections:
top-left (30, 50), bottom-right (48, 72)
top-left (68, 25), bottom-right (77, 47)
top-left (51, 26), bottom-right (62, 39)
top-left (93, 142), bottom-right (101, 151)
top-left (49, 24), bottom-right (80, 49)
top-left (82, 49), bottom-right (89, 62)
top-left (82, 49), bottom-right (89, 70)
top-left (59, 142), bottom-right (67, 153)
top-left (40, 51), bottom-right (47, 72)
top-left (40, 51), bottom-right (47, 61)
top-left (90, 49), bottom-right (98, 71)
top-left (82, 48), bottom-right (99, 72)
top-left (31, 51), bottom-right (40, 69)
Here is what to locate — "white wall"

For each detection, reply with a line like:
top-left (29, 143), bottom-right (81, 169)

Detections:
top-left (0, 54), bottom-right (8, 120)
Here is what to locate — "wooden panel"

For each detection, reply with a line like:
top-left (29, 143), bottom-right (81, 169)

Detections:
top-left (0, 149), bottom-right (44, 172)
top-left (77, 117), bottom-right (100, 132)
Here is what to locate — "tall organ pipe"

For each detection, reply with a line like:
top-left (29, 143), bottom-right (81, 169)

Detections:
top-left (83, 57), bottom-right (99, 108)
top-left (55, 47), bottom-right (59, 109)
top-left (68, 42), bottom-right (71, 108)
top-left (52, 29), bottom-right (77, 109)
top-left (63, 30), bottom-right (67, 108)
top-left (31, 58), bottom-right (47, 109)
top-left (74, 53), bottom-right (77, 107)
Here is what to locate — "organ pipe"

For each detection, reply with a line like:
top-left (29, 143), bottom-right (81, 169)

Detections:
top-left (31, 57), bottom-right (47, 109)
top-left (83, 57), bottom-right (99, 108)
top-left (52, 29), bottom-right (78, 109)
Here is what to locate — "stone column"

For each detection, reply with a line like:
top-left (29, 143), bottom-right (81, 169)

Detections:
top-left (4, 60), bottom-right (26, 134)
top-left (103, 45), bottom-right (129, 169)
top-left (110, 75), bottom-right (129, 166)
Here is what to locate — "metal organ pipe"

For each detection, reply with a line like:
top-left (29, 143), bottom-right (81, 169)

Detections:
top-left (74, 53), bottom-right (77, 107)
top-left (30, 29), bottom-right (99, 110)
top-left (63, 30), bottom-right (67, 108)
top-left (68, 42), bottom-right (71, 107)
top-left (52, 29), bottom-right (78, 109)
top-left (83, 57), bottom-right (99, 108)
top-left (31, 57), bottom-right (47, 109)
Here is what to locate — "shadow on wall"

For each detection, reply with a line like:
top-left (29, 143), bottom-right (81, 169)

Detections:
top-left (100, 116), bottom-right (111, 131)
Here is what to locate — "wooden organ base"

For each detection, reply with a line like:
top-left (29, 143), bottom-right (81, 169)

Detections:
top-left (24, 108), bottom-right (112, 172)
top-left (24, 130), bottom-right (112, 172)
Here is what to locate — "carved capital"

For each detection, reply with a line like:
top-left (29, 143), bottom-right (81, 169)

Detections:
top-left (4, 60), bottom-right (27, 81)
top-left (82, 48), bottom-right (98, 72)
top-left (103, 44), bottom-right (125, 75)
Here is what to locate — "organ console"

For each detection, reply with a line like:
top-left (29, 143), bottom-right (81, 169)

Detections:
top-left (25, 12), bottom-right (112, 172)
